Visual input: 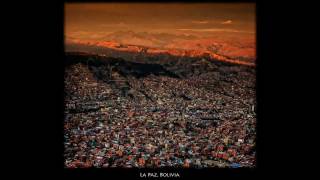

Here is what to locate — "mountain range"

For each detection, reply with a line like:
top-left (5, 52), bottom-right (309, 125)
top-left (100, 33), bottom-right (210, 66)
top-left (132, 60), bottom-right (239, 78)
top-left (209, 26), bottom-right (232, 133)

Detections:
top-left (65, 31), bottom-right (255, 66)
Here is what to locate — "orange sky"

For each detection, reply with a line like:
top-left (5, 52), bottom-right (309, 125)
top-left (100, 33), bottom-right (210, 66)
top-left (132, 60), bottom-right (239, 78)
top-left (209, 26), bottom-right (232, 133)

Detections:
top-left (65, 3), bottom-right (255, 41)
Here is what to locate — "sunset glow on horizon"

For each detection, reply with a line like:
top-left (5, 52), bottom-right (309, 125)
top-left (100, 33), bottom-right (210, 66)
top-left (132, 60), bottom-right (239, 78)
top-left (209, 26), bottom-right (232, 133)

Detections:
top-left (65, 3), bottom-right (256, 64)
top-left (65, 3), bottom-right (255, 39)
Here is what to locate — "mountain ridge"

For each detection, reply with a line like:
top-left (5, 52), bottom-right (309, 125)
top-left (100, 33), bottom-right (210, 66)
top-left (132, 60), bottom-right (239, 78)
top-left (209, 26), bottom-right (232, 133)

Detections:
top-left (65, 38), bottom-right (255, 67)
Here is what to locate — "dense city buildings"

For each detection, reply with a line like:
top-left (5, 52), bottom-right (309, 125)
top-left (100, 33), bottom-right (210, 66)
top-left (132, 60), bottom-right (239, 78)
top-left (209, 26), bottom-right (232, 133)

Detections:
top-left (64, 52), bottom-right (256, 168)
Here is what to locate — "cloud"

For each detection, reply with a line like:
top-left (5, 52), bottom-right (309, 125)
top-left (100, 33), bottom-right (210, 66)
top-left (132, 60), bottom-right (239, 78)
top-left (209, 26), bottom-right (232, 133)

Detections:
top-left (66, 30), bottom-right (112, 40)
top-left (66, 31), bottom-right (92, 39)
top-left (191, 20), bottom-right (209, 24)
top-left (221, 20), bottom-right (233, 24)
top-left (100, 22), bottom-right (127, 27)
top-left (177, 28), bottom-right (254, 34)
top-left (116, 22), bottom-right (127, 26)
